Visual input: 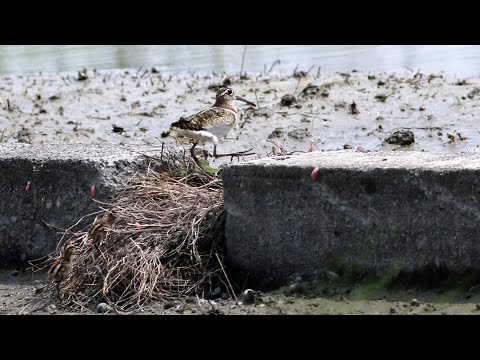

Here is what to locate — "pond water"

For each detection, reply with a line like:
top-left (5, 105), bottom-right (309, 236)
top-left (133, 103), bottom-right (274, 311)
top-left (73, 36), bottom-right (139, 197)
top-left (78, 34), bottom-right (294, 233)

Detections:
top-left (0, 45), bottom-right (480, 76)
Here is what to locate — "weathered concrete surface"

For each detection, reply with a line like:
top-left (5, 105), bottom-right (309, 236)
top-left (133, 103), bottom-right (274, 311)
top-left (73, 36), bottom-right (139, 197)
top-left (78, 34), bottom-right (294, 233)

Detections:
top-left (0, 143), bottom-right (165, 268)
top-left (223, 150), bottom-right (480, 285)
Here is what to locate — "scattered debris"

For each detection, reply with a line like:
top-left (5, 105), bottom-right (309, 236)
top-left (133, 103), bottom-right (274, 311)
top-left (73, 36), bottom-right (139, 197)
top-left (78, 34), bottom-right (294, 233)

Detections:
top-left (77, 69), bottom-right (88, 81)
top-left (384, 129), bottom-right (415, 146)
top-left (467, 88), bottom-right (480, 99)
top-left (287, 128), bottom-right (311, 141)
top-left (268, 127), bottom-right (285, 139)
top-left (280, 94), bottom-right (297, 106)
top-left (375, 93), bottom-right (394, 102)
top-left (348, 101), bottom-right (359, 114)
top-left (112, 124), bottom-right (125, 133)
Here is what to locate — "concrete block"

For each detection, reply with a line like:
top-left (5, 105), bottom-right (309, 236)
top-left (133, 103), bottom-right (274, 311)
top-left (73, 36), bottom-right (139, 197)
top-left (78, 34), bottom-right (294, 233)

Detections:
top-left (223, 151), bottom-right (480, 284)
top-left (0, 143), bottom-right (165, 267)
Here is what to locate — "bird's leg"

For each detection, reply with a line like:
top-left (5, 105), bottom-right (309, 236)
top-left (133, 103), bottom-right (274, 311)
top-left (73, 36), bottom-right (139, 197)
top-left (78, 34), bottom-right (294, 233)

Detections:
top-left (188, 141), bottom-right (213, 176)
top-left (190, 141), bottom-right (198, 160)
top-left (212, 145), bottom-right (255, 161)
top-left (56, 282), bottom-right (61, 300)
top-left (202, 149), bottom-right (210, 160)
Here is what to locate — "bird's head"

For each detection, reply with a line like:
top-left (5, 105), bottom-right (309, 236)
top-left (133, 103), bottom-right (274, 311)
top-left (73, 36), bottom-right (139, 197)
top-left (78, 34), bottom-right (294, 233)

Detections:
top-left (216, 87), bottom-right (256, 107)
top-left (63, 243), bottom-right (75, 259)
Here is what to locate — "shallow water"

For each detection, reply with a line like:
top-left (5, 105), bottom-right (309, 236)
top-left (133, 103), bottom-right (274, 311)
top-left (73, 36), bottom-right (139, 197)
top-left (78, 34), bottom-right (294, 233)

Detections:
top-left (1, 45), bottom-right (480, 76)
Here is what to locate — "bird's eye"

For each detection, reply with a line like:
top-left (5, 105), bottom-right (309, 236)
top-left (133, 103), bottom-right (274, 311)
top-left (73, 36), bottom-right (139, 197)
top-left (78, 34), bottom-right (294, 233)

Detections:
top-left (227, 89), bottom-right (233, 95)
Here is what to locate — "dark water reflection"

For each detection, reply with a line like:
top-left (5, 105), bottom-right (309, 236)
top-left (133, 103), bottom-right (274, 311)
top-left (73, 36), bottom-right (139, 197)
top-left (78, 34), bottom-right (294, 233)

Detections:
top-left (0, 45), bottom-right (480, 76)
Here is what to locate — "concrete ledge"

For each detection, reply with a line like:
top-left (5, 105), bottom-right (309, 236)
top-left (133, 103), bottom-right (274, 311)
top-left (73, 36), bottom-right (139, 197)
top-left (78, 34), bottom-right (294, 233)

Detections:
top-left (0, 143), bottom-right (165, 268)
top-left (223, 151), bottom-right (480, 284)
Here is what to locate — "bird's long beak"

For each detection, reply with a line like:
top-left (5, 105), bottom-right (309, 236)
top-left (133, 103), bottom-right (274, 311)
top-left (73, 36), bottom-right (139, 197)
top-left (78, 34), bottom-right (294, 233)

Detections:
top-left (235, 95), bottom-right (256, 107)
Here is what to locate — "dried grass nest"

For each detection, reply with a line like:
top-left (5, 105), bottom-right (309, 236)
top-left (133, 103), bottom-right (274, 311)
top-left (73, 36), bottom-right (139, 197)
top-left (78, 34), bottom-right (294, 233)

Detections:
top-left (33, 150), bottom-right (231, 312)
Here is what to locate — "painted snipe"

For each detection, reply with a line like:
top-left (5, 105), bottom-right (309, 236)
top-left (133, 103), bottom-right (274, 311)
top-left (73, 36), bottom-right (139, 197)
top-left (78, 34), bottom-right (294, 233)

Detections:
top-left (164, 87), bottom-right (256, 159)
top-left (48, 242), bottom-right (75, 299)
top-left (88, 207), bottom-right (117, 248)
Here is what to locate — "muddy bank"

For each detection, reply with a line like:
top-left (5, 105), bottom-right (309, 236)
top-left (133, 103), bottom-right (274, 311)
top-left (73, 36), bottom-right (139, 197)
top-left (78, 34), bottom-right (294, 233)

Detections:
top-left (1, 69), bottom-right (480, 166)
top-left (2, 270), bottom-right (480, 315)
top-left (2, 68), bottom-right (480, 315)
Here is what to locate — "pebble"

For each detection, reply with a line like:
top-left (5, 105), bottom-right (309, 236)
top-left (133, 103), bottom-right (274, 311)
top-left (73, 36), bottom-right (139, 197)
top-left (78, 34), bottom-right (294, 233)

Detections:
top-left (96, 302), bottom-right (112, 313)
top-left (242, 289), bottom-right (255, 305)
top-left (410, 298), bottom-right (421, 307)
top-left (384, 129), bottom-right (415, 146)
top-left (280, 94), bottom-right (297, 106)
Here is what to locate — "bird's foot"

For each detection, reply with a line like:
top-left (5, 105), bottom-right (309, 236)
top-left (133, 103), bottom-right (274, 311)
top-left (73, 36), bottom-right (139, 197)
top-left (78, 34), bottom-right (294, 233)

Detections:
top-left (202, 149), bottom-right (210, 160)
top-left (214, 148), bottom-right (255, 162)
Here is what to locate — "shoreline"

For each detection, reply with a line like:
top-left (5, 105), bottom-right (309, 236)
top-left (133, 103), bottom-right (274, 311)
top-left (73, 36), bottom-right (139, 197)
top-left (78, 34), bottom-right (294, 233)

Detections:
top-left (1, 68), bottom-right (479, 165)
top-left (2, 68), bottom-right (480, 315)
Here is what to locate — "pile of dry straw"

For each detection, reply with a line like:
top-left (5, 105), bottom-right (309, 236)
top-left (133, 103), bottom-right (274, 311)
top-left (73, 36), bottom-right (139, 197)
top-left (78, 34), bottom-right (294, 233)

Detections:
top-left (33, 149), bottom-right (230, 312)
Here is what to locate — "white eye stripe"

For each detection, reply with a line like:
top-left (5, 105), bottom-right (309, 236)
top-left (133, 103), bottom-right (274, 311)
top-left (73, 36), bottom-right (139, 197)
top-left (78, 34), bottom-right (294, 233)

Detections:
top-left (218, 88), bottom-right (234, 97)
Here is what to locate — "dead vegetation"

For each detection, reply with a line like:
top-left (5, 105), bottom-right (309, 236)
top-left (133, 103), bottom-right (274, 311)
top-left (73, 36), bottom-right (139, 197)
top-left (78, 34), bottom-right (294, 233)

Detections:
top-left (31, 153), bottom-right (229, 313)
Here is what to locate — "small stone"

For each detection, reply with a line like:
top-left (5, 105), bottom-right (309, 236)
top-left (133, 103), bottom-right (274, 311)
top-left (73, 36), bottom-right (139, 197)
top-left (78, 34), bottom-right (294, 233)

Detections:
top-left (287, 128), bottom-right (310, 141)
top-left (343, 144), bottom-right (353, 150)
top-left (268, 127), bottom-right (284, 139)
top-left (410, 298), bottom-right (420, 307)
top-left (384, 129), bottom-right (415, 146)
top-left (242, 289), bottom-right (255, 304)
top-left (163, 302), bottom-right (175, 309)
top-left (11, 270), bottom-right (19, 276)
top-left (280, 94), bottom-right (297, 106)
top-left (356, 146), bottom-right (367, 153)
top-left (389, 308), bottom-right (397, 314)
top-left (96, 302), bottom-right (111, 313)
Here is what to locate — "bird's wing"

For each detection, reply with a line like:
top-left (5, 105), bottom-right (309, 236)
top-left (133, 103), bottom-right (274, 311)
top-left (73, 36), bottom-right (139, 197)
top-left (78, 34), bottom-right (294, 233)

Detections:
top-left (171, 107), bottom-right (236, 131)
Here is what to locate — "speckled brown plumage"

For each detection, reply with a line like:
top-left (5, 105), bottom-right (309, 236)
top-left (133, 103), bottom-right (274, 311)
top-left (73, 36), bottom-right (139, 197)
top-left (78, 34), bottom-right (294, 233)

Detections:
top-left (172, 107), bottom-right (237, 133)
top-left (48, 242), bottom-right (75, 298)
top-left (168, 87), bottom-right (256, 158)
top-left (88, 208), bottom-right (117, 246)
